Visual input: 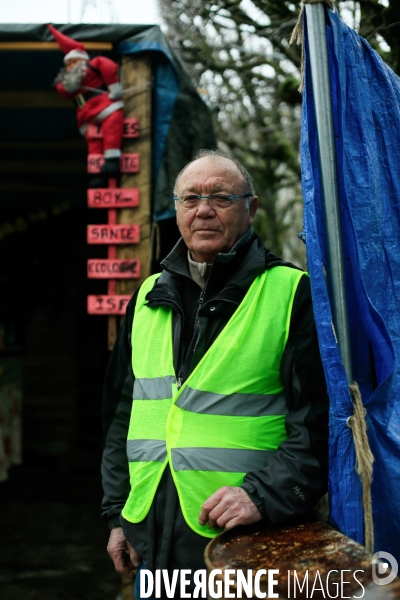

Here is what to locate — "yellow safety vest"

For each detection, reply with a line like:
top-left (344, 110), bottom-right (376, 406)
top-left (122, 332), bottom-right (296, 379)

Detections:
top-left (122, 266), bottom-right (304, 537)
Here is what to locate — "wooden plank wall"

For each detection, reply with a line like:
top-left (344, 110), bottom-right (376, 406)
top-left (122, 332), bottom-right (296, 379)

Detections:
top-left (118, 54), bottom-right (152, 599)
top-left (118, 55), bottom-right (152, 297)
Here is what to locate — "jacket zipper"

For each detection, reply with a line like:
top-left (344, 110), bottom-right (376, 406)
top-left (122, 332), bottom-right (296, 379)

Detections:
top-left (177, 291), bottom-right (205, 389)
top-left (150, 293), bottom-right (238, 391)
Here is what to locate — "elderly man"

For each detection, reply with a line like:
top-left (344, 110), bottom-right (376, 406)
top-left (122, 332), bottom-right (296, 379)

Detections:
top-left (101, 149), bottom-right (329, 598)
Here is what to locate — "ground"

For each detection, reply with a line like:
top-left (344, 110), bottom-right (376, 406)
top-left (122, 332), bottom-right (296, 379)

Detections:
top-left (0, 454), bottom-right (123, 600)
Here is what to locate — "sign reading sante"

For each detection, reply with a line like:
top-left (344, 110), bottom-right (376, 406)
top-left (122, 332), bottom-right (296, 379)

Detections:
top-left (87, 224), bottom-right (140, 244)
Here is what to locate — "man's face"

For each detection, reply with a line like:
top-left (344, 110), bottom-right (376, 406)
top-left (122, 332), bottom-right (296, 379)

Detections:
top-left (175, 156), bottom-right (258, 263)
top-left (65, 58), bottom-right (84, 72)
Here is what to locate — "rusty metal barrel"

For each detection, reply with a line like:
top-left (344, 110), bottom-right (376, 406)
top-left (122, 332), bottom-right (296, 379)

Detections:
top-left (204, 521), bottom-right (400, 599)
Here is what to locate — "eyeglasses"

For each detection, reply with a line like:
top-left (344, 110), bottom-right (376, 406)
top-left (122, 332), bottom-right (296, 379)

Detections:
top-left (173, 193), bottom-right (252, 210)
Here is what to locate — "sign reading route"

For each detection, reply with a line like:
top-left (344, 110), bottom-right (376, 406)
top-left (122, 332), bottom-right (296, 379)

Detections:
top-left (87, 295), bottom-right (131, 315)
top-left (87, 224), bottom-right (140, 244)
top-left (88, 153), bottom-right (140, 174)
top-left (87, 259), bottom-right (140, 279)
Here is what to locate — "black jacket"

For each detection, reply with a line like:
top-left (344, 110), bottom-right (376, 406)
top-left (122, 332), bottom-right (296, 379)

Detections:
top-left (101, 228), bottom-right (329, 574)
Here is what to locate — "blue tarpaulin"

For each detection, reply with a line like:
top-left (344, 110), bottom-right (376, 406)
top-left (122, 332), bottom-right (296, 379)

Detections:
top-left (301, 6), bottom-right (400, 558)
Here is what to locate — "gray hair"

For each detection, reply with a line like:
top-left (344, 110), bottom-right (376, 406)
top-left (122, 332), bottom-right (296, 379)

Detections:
top-left (173, 148), bottom-right (256, 208)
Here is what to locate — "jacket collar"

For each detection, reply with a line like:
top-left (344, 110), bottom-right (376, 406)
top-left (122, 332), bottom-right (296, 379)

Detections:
top-left (160, 226), bottom-right (260, 285)
top-left (144, 228), bottom-right (262, 305)
top-left (147, 227), bottom-right (293, 306)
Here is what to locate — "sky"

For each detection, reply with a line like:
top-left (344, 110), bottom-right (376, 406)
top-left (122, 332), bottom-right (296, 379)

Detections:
top-left (0, 0), bottom-right (162, 25)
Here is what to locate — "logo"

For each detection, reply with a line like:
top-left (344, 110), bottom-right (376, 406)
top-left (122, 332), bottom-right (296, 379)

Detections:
top-left (372, 551), bottom-right (398, 586)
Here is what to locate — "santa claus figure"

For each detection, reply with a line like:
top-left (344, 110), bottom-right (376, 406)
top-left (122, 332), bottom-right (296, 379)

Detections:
top-left (48, 24), bottom-right (124, 186)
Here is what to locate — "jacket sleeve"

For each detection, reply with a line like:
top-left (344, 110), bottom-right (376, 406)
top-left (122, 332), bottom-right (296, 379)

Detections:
top-left (241, 274), bottom-right (329, 523)
top-left (101, 291), bottom-right (138, 528)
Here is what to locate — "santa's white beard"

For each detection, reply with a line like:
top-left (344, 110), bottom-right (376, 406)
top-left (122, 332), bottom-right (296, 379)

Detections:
top-left (68, 61), bottom-right (88, 81)
top-left (55, 61), bottom-right (88, 91)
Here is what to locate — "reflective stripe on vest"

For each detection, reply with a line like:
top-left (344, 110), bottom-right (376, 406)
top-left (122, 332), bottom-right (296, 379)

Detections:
top-left (122, 267), bottom-right (305, 537)
top-left (127, 439), bottom-right (167, 463)
top-left (176, 386), bottom-right (288, 416)
top-left (133, 376), bottom-right (176, 400)
top-left (171, 447), bottom-right (274, 472)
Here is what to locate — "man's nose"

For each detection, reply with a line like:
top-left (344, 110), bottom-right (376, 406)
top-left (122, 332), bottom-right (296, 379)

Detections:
top-left (195, 197), bottom-right (216, 215)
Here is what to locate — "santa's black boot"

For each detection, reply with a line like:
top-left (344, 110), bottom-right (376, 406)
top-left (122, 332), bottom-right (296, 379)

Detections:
top-left (88, 157), bottom-right (121, 188)
top-left (100, 157), bottom-right (120, 176)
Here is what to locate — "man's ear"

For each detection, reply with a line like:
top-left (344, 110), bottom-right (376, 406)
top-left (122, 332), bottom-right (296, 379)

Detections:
top-left (249, 196), bottom-right (259, 223)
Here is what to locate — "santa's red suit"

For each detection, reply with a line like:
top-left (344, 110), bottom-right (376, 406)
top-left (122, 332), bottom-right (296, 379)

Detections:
top-left (55, 55), bottom-right (124, 159)
top-left (47, 24), bottom-right (124, 162)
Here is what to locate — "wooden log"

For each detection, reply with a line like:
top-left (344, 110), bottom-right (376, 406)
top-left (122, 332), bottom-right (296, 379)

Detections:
top-left (86, 119), bottom-right (140, 139)
top-left (117, 54), bottom-right (153, 298)
top-left (87, 153), bottom-right (140, 174)
top-left (87, 188), bottom-right (140, 209)
top-left (87, 224), bottom-right (140, 244)
top-left (0, 42), bottom-right (112, 51)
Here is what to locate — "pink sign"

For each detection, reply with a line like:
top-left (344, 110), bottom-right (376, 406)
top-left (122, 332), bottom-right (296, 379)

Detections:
top-left (87, 119), bottom-right (139, 139)
top-left (88, 154), bottom-right (105, 172)
top-left (87, 153), bottom-right (140, 174)
top-left (87, 259), bottom-right (140, 279)
top-left (87, 295), bottom-right (131, 315)
top-left (87, 188), bottom-right (140, 208)
top-left (120, 154), bottom-right (140, 173)
top-left (123, 119), bottom-right (140, 138)
top-left (87, 224), bottom-right (140, 244)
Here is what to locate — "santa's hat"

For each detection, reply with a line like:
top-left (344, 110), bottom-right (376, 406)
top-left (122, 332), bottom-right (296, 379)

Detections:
top-left (47, 24), bottom-right (89, 63)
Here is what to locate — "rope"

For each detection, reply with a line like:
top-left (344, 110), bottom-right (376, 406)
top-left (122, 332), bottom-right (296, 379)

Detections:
top-left (80, 82), bottom-right (152, 96)
top-left (121, 82), bottom-right (152, 95)
top-left (289, 0), bottom-right (336, 93)
top-left (348, 382), bottom-right (375, 553)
